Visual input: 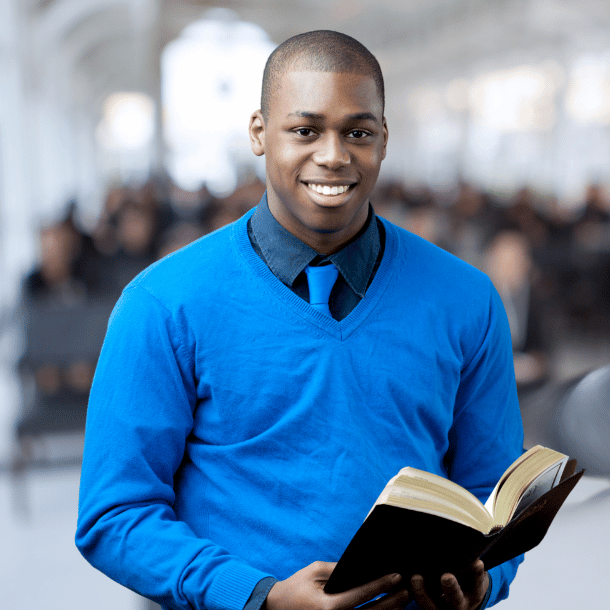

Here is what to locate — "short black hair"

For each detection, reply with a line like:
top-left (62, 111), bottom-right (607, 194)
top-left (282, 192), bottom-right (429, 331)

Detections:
top-left (260, 30), bottom-right (385, 122)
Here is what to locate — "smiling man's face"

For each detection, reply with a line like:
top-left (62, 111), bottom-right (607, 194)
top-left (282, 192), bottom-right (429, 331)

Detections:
top-left (249, 70), bottom-right (388, 253)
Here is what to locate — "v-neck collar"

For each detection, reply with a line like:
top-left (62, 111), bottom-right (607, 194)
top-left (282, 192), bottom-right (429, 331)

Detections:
top-left (249, 194), bottom-right (380, 297)
top-left (234, 208), bottom-right (398, 341)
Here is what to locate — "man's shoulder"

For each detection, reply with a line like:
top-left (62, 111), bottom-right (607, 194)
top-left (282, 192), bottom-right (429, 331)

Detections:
top-left (381, 217), bottom-right (491, 291)
top-left (126, 221), bottom-right (242, 301)
top-left (381, 219), bottom-right (504, 355)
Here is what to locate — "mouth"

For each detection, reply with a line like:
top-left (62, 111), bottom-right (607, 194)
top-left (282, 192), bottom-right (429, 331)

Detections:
top-left (304, 182), bottom-right (356, 197)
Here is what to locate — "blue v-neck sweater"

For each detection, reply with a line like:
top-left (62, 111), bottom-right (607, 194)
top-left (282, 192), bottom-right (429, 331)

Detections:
top-left (76, 209), bottom-right (524, 610)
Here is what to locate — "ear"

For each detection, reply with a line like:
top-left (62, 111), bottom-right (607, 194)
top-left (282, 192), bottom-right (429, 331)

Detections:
top-left (249, 110), bottom-right (266, 157)
top-left (381, 116), bottom-right (388, 161)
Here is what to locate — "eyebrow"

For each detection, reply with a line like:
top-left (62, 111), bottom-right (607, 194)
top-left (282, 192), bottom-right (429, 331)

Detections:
top-left (287, 111), bottom-right (379, 123)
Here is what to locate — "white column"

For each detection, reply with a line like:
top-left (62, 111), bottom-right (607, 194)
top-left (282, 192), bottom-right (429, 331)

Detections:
top-left (0, 0), bottom-right (34, 465)
top-left (0, 0), bottom-right (38, 304)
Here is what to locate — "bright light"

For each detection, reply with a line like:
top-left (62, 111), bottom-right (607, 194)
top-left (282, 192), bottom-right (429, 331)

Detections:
top-left (565, 55), bottom-right (610, 125)
top-left (407, 86), bottom-right (446, 122)
top-left (445, 78), bottom-right (470, 112)
top-left (469, 65), bottom-right (558, 132)
top-left (97, 92), bottom-right (155, 150)
top-left (162, 11), bottom-right (275, 194)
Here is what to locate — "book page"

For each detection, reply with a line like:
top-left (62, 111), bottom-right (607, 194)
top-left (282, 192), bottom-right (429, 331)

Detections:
top-left (381, 494), bottom-right (491, 532)
top-left (483, 446), bottom-right (543, 515)
top-left (511, 460), bottom-right (567, 517)
top-left (493, 451), bottom-right (568, 526)
top-left (393, 468), bottom-right (486, 510)
top-left (391, 475), bottom-right (492, 526)
top-left (368, 467), bottom-right (494, 532)
top-left (377, 482), bottom-right (493, 531)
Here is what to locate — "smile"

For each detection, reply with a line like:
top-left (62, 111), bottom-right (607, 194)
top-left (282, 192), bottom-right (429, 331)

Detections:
top-left (306, 183), bottom-right (353, 196)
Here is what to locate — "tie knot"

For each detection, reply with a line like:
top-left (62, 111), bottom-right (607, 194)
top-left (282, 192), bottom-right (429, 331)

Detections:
top-left (305, 263), bottom-right (339, 317)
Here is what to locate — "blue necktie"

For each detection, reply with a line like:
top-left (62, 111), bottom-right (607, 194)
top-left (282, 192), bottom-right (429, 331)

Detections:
top-left (305, 263), bottom-right (339, 317)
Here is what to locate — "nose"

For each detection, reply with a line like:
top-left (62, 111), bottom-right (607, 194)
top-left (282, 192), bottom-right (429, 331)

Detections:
top-left (312, 133), bottom-right (350, 169)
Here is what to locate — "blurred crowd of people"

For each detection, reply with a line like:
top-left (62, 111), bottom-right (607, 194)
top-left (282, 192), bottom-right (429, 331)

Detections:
top-left (23, 175), bottom-right (267, 305)
top-left (15, 174), bottom-right (266, 445)
top-left (15, 173), bottom-right (610, 443)
top-left (374, 180), bottom-right (610, 393)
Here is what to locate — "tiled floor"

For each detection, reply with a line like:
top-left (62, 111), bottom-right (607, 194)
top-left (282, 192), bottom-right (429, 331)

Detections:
top-left (0, 466), bottom-right (143, 610)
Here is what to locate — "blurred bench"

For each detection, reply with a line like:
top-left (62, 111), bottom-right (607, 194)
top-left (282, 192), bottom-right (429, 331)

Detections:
top-left (11, 298), bottom-right (115, 513)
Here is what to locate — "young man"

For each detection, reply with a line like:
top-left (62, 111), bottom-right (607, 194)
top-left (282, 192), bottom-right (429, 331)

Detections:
top-left (76, 31), bottom-right (524, 610)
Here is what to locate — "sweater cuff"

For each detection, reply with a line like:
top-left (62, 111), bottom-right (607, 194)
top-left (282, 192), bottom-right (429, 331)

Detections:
top-left (476, 572), bottom-right (493, 610)
top-left (205, 562), bottom-right (274, 610)
top-left (244, 576), bottom-right (278, 610)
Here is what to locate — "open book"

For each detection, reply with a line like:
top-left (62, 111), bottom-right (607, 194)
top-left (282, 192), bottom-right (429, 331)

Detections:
top-left (324, 445), bottom-right (583, 594)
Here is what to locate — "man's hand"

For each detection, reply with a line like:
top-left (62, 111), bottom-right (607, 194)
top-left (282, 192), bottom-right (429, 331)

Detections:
top-left (410, 560), bottom-right (489, 610)
top-left (265, 561), bottom-right (410, 610)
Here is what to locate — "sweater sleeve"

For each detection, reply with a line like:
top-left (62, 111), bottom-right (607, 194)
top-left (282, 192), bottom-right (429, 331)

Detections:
top-left (75, 284), bottom-right (272, 610)
top-left (445, 280), bottom-right (525, 607)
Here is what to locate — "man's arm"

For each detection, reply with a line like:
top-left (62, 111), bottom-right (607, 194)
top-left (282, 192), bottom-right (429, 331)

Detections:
top-left (441, 281), bottom-right (525, 608)
top-left (75, 285), bottom-right (272, 610)
top-left (403, 282), bottom-right (523, 610)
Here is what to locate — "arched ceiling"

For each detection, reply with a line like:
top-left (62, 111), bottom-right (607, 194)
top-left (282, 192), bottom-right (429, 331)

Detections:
top-left (20, 0), bottom-right (610, 117)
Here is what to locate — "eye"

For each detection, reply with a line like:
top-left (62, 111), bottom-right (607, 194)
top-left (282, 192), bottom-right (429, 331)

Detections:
top-left (347, 130), bottom-right (369, 139)
top-left (294, 128), bottom-right (316, 137)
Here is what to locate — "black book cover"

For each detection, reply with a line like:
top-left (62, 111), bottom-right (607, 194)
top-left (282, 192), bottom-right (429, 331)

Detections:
top-left (324, 469), bottom-right (583, 594)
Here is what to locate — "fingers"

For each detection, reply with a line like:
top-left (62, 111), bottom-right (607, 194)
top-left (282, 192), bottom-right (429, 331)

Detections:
top-left (410, 575), bottom-right (440, 610)
top-left (410, 562), bottom-right (489, 610)
top-left (440, 574), bottom-right (466, 609)
top-left (267, 563), bottom-right (410, 610)
top-left (309, 560), bottom-right (339, 581)
top-left (358, 586), bottom-right (411, 610)
top-left (339, 573), bottom-right (404, 609)
top-left (468, 560), bottom-right (488, 602)
top-left (411, 573), bottom-right (465, 610)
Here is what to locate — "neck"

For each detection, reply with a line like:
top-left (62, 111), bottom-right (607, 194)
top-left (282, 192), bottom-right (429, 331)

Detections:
top-left (267, 199), bottom-right (370, 255)
top-left (296, 231), bottom-right (354, 255)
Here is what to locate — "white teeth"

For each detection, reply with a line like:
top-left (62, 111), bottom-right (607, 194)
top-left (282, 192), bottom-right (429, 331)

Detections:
top-left (307, 183), bottom-right (350, 195)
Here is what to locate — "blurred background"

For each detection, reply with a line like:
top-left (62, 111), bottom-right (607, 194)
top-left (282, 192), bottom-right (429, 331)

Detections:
top-left (1, 0), bottom-right (610, 608)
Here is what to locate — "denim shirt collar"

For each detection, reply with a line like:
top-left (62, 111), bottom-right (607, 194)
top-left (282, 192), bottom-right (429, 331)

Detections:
top-left (250, 193), bottom-right (380, 298)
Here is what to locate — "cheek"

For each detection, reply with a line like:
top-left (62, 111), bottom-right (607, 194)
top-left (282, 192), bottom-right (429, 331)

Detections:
top-left (364, 148), bottom-right (385, 174)
top-left (360, 157), bottom-right (382, 181)
top-left (281, 143), bottom-right (305, 164)
top-left (271, 147), bottom-right (305, 181)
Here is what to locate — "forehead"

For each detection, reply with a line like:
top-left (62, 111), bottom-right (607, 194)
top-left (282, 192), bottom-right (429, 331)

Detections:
top-left (268, 70), bottom-right (382, 120)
